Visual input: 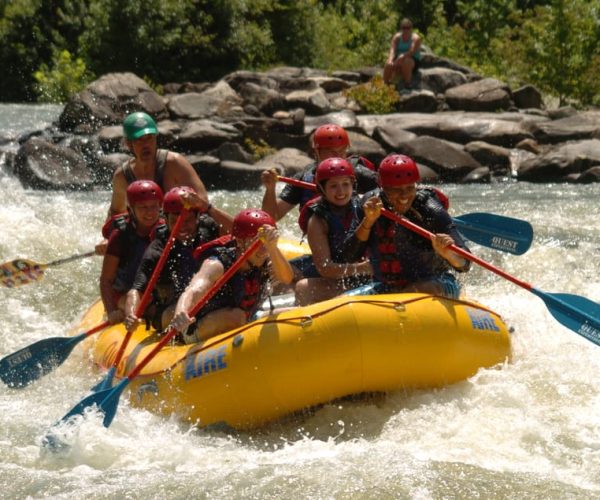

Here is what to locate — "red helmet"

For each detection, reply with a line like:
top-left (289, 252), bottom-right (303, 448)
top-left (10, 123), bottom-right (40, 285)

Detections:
top-left (315, 157), bottom-right (355, 186)
top-left (232, 209), bottom-right (276, 239)
top-left (126, 180), bottom-right (163, 206)
top-left (312, 124), bottom-right (350, 149)
top-left (378, 154), bottom-right (421, 187)
top-left (163, 186), bottom-right (196, 214)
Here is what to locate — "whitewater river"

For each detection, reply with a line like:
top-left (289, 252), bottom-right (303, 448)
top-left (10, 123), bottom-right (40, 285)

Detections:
top-left (1, 104), bottom-right (599, 498)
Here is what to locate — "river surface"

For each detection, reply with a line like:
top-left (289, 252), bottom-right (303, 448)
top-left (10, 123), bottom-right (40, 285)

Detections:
top-left (1, 104), bottom-right (599, 499)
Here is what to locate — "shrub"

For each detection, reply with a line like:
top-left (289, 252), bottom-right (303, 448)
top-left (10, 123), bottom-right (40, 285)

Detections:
top-left (245, 138), bottom-right (276, 161)
top-left (33, 49), bottom-right (93, 103)
top-left (343, 75), bottom-right (400, 114)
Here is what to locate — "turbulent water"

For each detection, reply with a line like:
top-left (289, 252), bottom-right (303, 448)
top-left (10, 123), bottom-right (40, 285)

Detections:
top-left (1, 104), bottom-right (599, 499)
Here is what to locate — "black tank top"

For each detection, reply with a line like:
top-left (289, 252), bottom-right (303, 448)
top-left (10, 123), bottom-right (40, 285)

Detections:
top-left (121, 149), bottom-right (168, 188)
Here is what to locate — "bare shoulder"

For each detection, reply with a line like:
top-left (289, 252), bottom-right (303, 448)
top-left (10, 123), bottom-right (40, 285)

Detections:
top-left (166, 150), bottom-right (193, 167)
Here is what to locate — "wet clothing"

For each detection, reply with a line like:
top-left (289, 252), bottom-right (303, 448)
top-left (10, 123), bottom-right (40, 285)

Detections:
top-left (301, 195), bottom-right (371, 290)
top-left (105, 220), bottom-right (167, 294)
top-left (131, 214), bottom-right (219, 329)
top-left (120, 149), bottom-right (168, 187)
top-left (279, 156), bottom-right (378, 211)
top-left (344, 187), bottom-right (470, 296)
top-left (182, 245), bottom-right (271, 343)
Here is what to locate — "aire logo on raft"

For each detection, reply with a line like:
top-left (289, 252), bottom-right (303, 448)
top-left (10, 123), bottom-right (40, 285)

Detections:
top-left (185, 345), bottom-right (227, 380)
top-left (466, 308), bottom-right (501, 332)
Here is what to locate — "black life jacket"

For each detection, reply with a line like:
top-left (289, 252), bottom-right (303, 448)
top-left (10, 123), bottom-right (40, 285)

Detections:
top-left (298, 195), bottom-right (362, 263)
top-left (194, 245), bottom-right (270, 321)
top-left (109, 216), bottom-right (168, 293)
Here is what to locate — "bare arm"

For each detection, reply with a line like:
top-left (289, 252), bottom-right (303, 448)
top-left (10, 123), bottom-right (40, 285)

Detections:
top-left (171, 258), bottom-right (225, 331)
top-left (261, 225), bottom-right (294, 285)
top-left (124, 289), bottom-right (141, 331)
top-left (260, 169), bottom-right (295, 221)
top-left (180, 189), bottom-right (233, 234)
top-left (408, 33), bottom-right (422, 56)
top-left (307, 216), bottom-right (371, 280)
top-left (387, 33), bottom-right (401, 63)
top-left (163, 152), bottom-right (209, 204)
top-left (99, 254), bottom-right (123, 324)
top-left (431, 233), bottom-right (469, 270)
top-left (108, 169), bottom-right (129, 220)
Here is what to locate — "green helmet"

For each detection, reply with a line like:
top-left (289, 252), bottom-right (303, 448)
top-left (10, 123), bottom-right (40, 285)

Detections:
top-left (123, 112), bottom-right (158, 140)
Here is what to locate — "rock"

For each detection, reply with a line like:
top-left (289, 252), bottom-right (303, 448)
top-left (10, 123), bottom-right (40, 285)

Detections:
top-left (516, 138), bottom-right (541, 154)
top-left (512, 85), bottom-right (543, 109)
top-left (285, 87), bottom-right (331, 115)
top-left (397, 135), bottom-right (482, 181)
top-left (204, 160), bottom-right (265, 190)
top-left (59, 72), bottom-right (166, 133)
top-left (462, 166), bottom-right (492, 183)
top-left (419, 67), bottom-right (468, 95)
top-left (529, 110), bottom-right (600, 144)
top-left (397, 90), bottom-right (438, 113)
top-left (254, 148), bottom-right (313, 176)
top-left (464, 141), bottom-right (511, 175)
top-left (167, 81), bottom-right (243, 120)
top-left (372, 126), bottom-right (417, 150)
top-left (576, 166), bottom-right (600, 183)
top-left (94, 152), bottom-right (130, 187)
top-left (518, 139), bottom-right (600, 182)
top-left (445, 78), bottom-right (512, 112)
top-left (347, 131), bottom-right (387, 165)
top-left (237, 82), bottom-right (285, 115)
top-left (212, 142), bottom-right (254, 163)
top-left (304, 110), bottom-right (359, 133)
top-left (171, 119), bottom-right (242, 152)
top-left (14, 137), bottom-right (93, 189)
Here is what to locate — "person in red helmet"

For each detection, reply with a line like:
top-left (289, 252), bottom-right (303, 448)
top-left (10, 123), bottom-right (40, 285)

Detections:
top-left (170, 209), bottom-right (294, 343)
top-left (96, 111), bottom-right (211, 255)
top-left (344, 154), bottom-right (470, 298)
top-left (123, 186), bottom-right (233, 331)
top-left (260, 123), bottom-right (378, 222)
top-left (99, 180), bottom-right (166, 324)
top-left (294, 158), bottom-right (372, 305)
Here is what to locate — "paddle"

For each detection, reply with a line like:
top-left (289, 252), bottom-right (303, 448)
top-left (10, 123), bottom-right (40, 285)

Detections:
top-left (381, 208), bottom-right (600, 346)
top-left (91, 209), bottom-right (189, 393)
top-left (0, 321), bottom-right (109, 388)
top-left (48, 238), bottom-right (262, 432)
top-left (276, 175), bottom-right (533, 255)
top-left (1, 251), bottom-right (96, 288)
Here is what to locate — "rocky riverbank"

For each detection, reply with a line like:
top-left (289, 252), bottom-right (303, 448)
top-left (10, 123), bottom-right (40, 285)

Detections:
top-left (4, 52), bottom-right (600, 190)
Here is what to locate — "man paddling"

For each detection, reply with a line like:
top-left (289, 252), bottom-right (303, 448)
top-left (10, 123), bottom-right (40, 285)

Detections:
top-left (96, 111), bottom-right (210, 254)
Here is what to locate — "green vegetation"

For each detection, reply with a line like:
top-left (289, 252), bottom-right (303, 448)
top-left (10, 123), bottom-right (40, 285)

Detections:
top-left (245, 138), bottom-right (277, 161)
top-left (1, 0), bottom-right (598, 107)
top-left (344, 75), bottom-right (400, 114)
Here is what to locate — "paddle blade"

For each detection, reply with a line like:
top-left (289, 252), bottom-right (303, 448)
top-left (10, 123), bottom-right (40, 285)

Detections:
top-left (0, 333), bottom-right (86, 387)
top-left (454, 213), bottom-right (533, 255)
top-left (0, 259), bottom-right (46, 287)
top-left (91, 366), bottom-right (116, 393)
top-left (533, 289), bottom-right (600, 346)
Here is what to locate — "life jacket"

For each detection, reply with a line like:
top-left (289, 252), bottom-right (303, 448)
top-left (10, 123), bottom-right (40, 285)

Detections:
top-left (121, 149), bottom-right (168, 187)
top-left (369, 188), bottom-right (452, 285)
top-left (111, 217), bottom-right (168, 293)
top-left (298, 196), bottom-right (362, 263)
top-left (195, 246), bottom-right (270, 321)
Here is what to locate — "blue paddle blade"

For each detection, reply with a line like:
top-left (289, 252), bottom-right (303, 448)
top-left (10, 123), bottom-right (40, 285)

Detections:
top-left (0, 333), bottom-right (87, 388)
top-left (453, 213), bottom-right (534, 255)
top-left (532, 289), bottom-right (600, 346)
top-left (91, 366), bottom-right (116, 393)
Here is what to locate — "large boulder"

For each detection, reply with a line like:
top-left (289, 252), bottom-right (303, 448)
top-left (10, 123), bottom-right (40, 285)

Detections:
top-left (518, 139), bottom-right (600, 182)
top-left (14, 137), bottom-right (93, 190)
top-left (59, 73), bottom-right (167, 133)
top-left (167, 81), bottom-right (243, 120)
top-left (445, 78), bottom-right (512, 112)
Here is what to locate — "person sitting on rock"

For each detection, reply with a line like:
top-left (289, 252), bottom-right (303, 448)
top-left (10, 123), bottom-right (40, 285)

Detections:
top-left (344, 154), bottom-right (470, 298)
top-left (294, 158), bottom-right (372, 306)
top-left (100, 180), bottom-right (166, 324)
top-left (170, 209), bottom-right (294, 343)
top-left (124, 186), bottom-right (233, 332)
top-left (383, 18), bottom-right (422, 90)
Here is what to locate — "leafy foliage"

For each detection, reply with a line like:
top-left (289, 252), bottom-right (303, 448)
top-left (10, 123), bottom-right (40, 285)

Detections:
top-left (344, 75), bottom-right (400, 114)
top-left (0, 0), bottom-right (598, 106)
top-left (34, 49), bottom-right (93, 102)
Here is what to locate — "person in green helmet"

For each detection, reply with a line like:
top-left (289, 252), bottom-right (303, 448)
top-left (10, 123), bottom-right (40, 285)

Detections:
top-left (97, 111), bottom-right (230, 254)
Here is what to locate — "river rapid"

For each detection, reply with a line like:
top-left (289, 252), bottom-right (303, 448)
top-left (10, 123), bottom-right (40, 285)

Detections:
top-left (1, 104), bottom-right (599, 499)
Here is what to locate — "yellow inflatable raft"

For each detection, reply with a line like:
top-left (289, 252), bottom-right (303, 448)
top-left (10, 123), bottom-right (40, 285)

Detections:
top-left (76, 293), bottom-right (511, 430)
